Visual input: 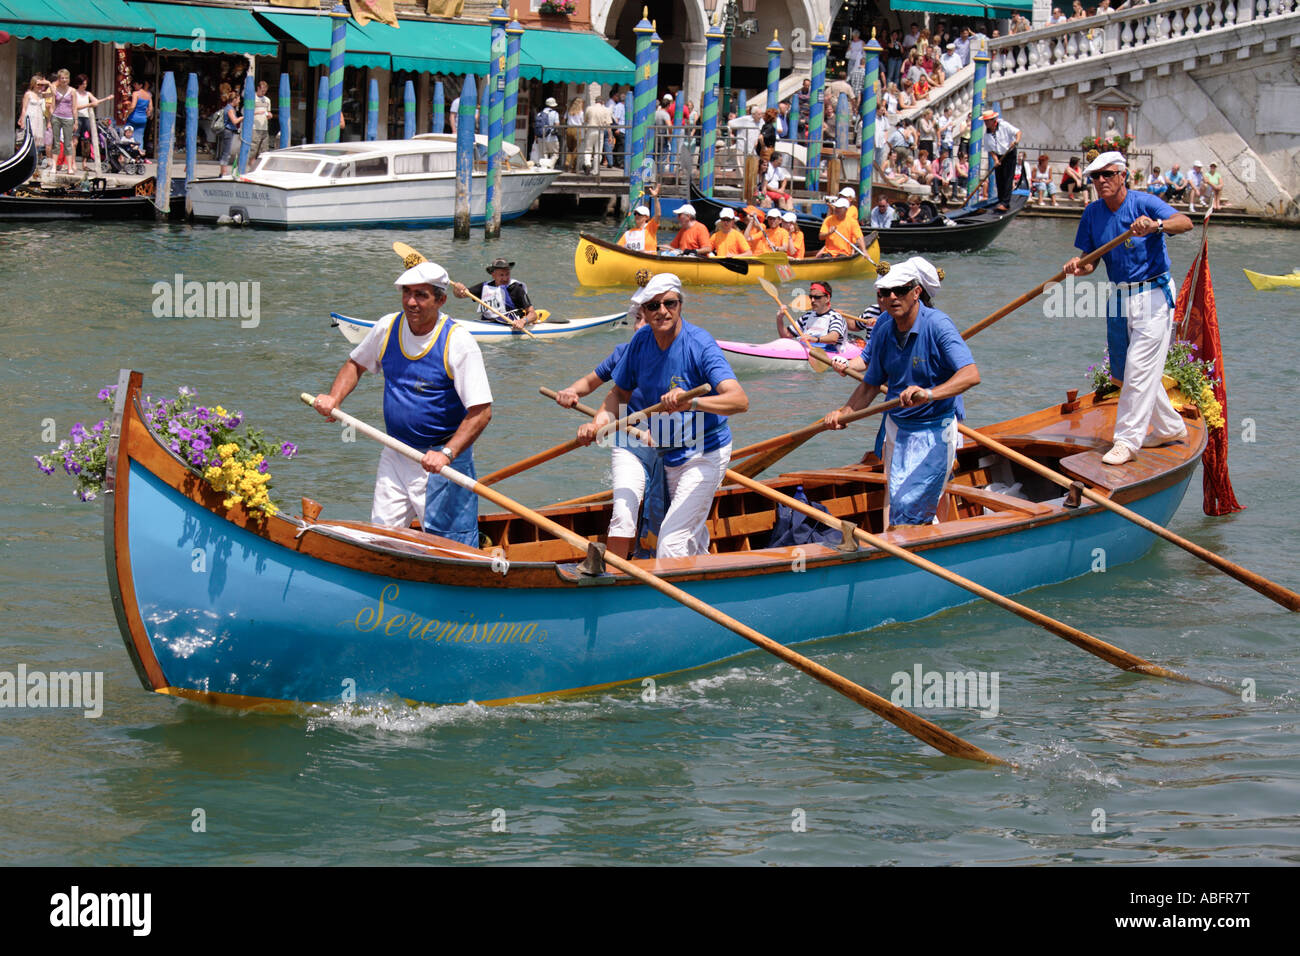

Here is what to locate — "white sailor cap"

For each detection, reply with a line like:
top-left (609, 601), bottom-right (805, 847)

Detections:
top-left (1083, 151), bottom-right (1127, 176)
top-left (901, 256), bottom-right (941, 300)
top-left (718, 207), bottom-right (736, 219)
top-left (676, 203), bottom-right (696, 217)
top-left (838, 187), bottom-right (856, 198)
top-left (631, 272), bottom-right (683, 305)
top-left (634, 204), bottom-right (650, 216)
top-left (832, 196), bottom-right (851, 209)
top-left (394, 261), bottom-right (450, 289)
top-left (782, 210), bottom-right (798, 223)
top-left (876, 259), bottom-right (921, 291)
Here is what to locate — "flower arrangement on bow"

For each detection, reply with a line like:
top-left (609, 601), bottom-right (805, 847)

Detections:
top-left (35, 385), bottom-right (299, 515)
top-left (1089, 340), bottom-right (1223, 429)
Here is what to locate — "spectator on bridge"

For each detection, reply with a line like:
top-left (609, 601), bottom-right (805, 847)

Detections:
top-left (1011, 12), bottom-right (1032, 33)
top-left (911, 149), bottom-right (935, 189)
top-left (917, 109), bottom-right (937, 158)
top-left (796, 77), bottom-right (811, 139)
top-left (1060, 156), bottom-right (1086, 196)
top-left (898, 77), bottom-right (915, 110)
top-left (1095, 0), bottom-right (1115, 13)
top-left (1069, 0), bottom-right (1087, 18)
top-left (940, 43), bottom-right (963, 77)
top-left (903, 22), bottom-right (922, 51)
top-left (775, 100), bottom-right (792, 139)
top-left (884, 83), bottom-right (900, 115)
top-left (1164, 163), bottom-right (1188, 202)
top-left (931, 147), bottom-right (956, 202)
top-left (887, 31), bottom-right (905, 86)
top-left (955, 27), bottom-right (972, 66)
top-left (1049, 7), bottom-right (1068, 24)
top-left (583, 96), bottom-right (612, 174)
top-left (870, 195), bottom-right (898, 229)
top-left (764, 151), bottom-right (793, 209)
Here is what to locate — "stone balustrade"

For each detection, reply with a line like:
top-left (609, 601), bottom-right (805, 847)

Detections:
top-left (990, 0), bottom-right (1300, 79)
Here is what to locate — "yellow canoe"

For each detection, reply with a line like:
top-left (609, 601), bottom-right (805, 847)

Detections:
top-left (1243, 268), bottom-right (1300, 291)
top-left (574, 232), bottom-right (880, 287)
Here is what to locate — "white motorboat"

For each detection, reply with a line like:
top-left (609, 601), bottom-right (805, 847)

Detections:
top-left (188, 134), bottom-right (559, 228)
top-left (330, 310), bottom-right (628, 343)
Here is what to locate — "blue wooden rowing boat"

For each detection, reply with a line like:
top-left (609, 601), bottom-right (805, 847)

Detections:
top-left (105, 369), bottom-right (1205, 711)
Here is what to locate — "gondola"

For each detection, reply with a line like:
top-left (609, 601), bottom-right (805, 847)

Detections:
top-left (0, 121), bottom-right (37, 193)
top-left (104, 368), bottom-right (1204, 712)
top-left (0, 178), bottom-right (156, 220)
top-left (688, 183), bottom-right (1027, 254)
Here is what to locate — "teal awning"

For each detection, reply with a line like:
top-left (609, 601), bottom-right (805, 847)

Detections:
top-left (985, 0), bottom-right (1033, 14)
top-left (128, 1), bottom-right (279, 57)
top-left (256, 11), bottom-right (391, 70)
top-left (891, 0), bottom-right (1032, 14)
top-left (521, 29), bottom-right (635, 85)
top-left (375, 19), bottom-right (539, 78)
top-left (0, 0), bottom-right (154, 44)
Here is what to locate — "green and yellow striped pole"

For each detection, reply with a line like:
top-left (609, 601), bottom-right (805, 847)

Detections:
top-left (807, 23), bottom-right (828, 192)
top-left (700, 14), bottom-right (722, 197)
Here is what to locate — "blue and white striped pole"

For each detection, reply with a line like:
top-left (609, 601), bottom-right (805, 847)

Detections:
top-left (326, 4), bottom-right (346, 143)
top-left (629, 10), bottom-right (654, 214)
top-left (968, 50), bottom-right (989, 203)
top-left (454, 75), bottom-right (476, 239)
top-left (478, 70), bottom-right (489, 136)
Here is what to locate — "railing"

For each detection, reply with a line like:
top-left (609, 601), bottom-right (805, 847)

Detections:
top-left (990, 0), bottom-right (1300, 79)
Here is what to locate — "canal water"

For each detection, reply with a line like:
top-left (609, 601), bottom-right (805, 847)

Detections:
top-left (2, 211), bottom-right (1297, 865)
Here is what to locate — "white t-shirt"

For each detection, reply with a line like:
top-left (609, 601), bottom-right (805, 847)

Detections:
top-left (987, 118), bottom-right (1020, 155)
top-left (351, 312), bottom-right (493, 410)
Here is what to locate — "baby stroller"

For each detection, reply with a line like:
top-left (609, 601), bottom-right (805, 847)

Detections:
top-left (100, 122), bottom-right (149, 175)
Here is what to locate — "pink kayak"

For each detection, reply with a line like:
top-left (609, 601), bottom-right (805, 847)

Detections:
top-left (718, 336), bottom-right (865, 373)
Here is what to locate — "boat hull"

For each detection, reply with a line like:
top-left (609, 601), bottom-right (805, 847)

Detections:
top-left (0, 194), bottom-right (155, 220)
top-left (719, 337), bottom-right (865, 372)
top-left (331, 311), bottom-right (628, 344)
top-left (105, 370), bottom-right (1204, 710)
top-left (1243, 268), bottom-right (1300, 291)
top-left (188, 169), bottom-right (557, 228)
top-left (574, 232), bottom-right (877, 287)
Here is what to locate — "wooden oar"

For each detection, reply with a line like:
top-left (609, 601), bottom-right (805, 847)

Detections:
top-left (832, 227), bottom-right (888, 273)
top-left (733, 227), bottom-right (1142, 477)
top-left (480, 384), bottom-right (710, 486)
top-left (302, 393), bottom-right (1010, 767)
top-left (538, 386), bottom-right (654, 445)
top-left (956, 422), bottom-right (1300, 613)
top-left (458, 286), bottom-right (540, 340)
top-left (552, 387), bottom-right (1200, 686)
top-left (757, 276), bottom-right (824, 373)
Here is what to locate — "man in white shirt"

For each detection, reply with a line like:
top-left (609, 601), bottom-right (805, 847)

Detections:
top-left (607, 89), bottom-right (626, 167)
top-left (955, 28), bottom-right (972, 66)
top-left (982, 108), bottom-right (1021, 210)
top-left (535, 96), bottom-right (560, 166)
top-left (869, 195), bottom-right (897, 229)
top-left (250, 80), bottom-right (273, 162)
top-left (313, 261), bottom-right (493, 546)
top-left (902, 23), bottom-right (921, 50)
top-left (940, 43), bottom-right (963, 77)
top-left (583, 97), bottom-right (612, 174)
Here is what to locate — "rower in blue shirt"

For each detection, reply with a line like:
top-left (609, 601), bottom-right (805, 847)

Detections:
top-left (825, 256), bottom-right (980, 528)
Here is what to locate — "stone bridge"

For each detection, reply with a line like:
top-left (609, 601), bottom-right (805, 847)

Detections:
top-left (985, 0), bottom-right (1300, 217)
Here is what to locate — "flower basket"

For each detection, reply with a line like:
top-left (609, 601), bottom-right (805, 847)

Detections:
top-left (538, 0), bottom-right (576, 14)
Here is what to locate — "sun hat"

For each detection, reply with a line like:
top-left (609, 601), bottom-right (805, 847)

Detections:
top-left (634, 204), bottom-right (650, 216)
top-left (676, 203), bottom-right (696, 217)
top-left (718, 207), bottom-right (736, 219)
top-left (486, 257), bottom-right (515, 273)
top-left (395, 261), bottom-right (450, 289)
top-left (631, 272), bottom-right (682, 305)
top-left (1083, 151), bottom-right (1127, 175)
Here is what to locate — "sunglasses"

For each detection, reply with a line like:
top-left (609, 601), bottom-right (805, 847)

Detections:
top-left (644, 297), bottom-right (682, 312)
top-left (809, 293), bottom-right (829, 301)
top-left (877, 283), bottom-right (916, 298)
top-left (1090, 169), bottom-right (1123, 181)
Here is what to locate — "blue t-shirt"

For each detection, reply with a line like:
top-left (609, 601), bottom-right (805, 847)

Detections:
top-left (595, 341), bottom-right (650, 413)
top-left (1074, 190), bottom-right (1178, 283)
top-left (611, 320), bottom-right (737, 466)
top-left (864, 304), bottom-right (975, 427)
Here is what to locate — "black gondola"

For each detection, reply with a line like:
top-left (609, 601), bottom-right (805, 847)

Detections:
top-left (688, 183), bottom-right (1027, 254)
top-left (0, 121), bottom-right (38, 193)
top-left (0, 180), bottom-right (157, 220)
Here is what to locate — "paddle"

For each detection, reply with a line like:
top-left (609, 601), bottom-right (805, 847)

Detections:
top-left (956, 423), bottom-right (1300, 613)
top-left (757, 275), bottom-right (818, 365)
top-left (552, 388), bottom-right (1202, 687)
top-left (457, 286), bottom-right (541, 340)
top-left (732, 227), bottom-right (1141, 477)
top-left (832, 226), bottom-right (888, 273)
top-left (539, 386), bottom-right (653, 445)
top-left (391, 239), bottom-right (541, 339)
top-left (303, 393), bottom-right (1010, 766)
top-left (480, 384), bottom-right (711, 486)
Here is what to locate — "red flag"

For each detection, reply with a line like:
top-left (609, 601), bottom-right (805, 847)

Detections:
top-left (1173, 229), bottom-right (1243, 516)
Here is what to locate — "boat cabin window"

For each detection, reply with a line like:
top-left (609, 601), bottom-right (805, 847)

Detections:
top-left (259, 156), bottom-right (324, 175)
top-left (353, 157), bottom-right (389, 178)
top-left (394, 154), bottom-right (422, 175)
top-left (394, 152), bottom-right (456, 174)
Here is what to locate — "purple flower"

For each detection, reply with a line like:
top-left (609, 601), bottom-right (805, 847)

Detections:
top-left (224, 413), bottom-right (243, 428)
top-left (191, 451), bottom-right (208, 469)
top-left (178, 386), bottom-right (195, 398)
top-left (191, 434), bottom-right (210, 452)
top-left (65, 460), bottom-right (82, 476)
top-left (257, 459), bottom-right (270, 474)
top-left (195, 407), bottom-right (212, 421)
top-left (170, 440), bottom-right (181, 454)
top-left (33, 455), bottom-right (55, 475)
top-left (167, 418), bottom-right (182, 433)
top-left (70, 422), bottom-right (88, 444)
top-left (98, 385), bottom-right (117, 402)
top-left (77, 489), bottom-right (97, 502)
top-left (177, 427), bottom-right (193, 442)
top-left (280, 441), bottom-right (298, 459)
top-left (92, 420), bottom-right (106, 434)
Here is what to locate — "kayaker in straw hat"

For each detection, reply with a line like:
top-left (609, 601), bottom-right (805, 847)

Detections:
top-left (452, 258), bottom-right (538, 331)
top-left (313, 259), bottom-right (493, 546)
top-left (575, 273), bottom-right (749, 558)
top-left (1064, 150), bottom-right (1192, 465)
top-left (825, 256), bottom-right (980, 529)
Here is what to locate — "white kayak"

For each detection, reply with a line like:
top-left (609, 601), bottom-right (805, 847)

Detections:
top-left (331, 310), bottom-right (628, 344)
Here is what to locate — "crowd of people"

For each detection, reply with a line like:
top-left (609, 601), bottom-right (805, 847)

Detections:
top-left (18, 70), bottom-right (115, 173)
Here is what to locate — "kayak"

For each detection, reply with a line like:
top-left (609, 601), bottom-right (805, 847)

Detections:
top-left (719, 336), bottom-right (865, 373)
top-left (1243, 268), bottom-right (1300, 291)
top-left (332, 309), bottom-right (628, 345)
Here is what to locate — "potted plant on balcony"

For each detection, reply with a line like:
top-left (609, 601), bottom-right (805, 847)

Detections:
top-left (538, 0), bottom-right (577, 14)
top-left (1080, 133), bottom-right (1132, 155)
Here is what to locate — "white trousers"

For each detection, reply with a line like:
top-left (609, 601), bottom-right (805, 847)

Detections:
top-left (1111, 285), bottom-right (1186, 453)
top-left (583, 129), bottom-right (605, 170)
top-left (608, 443), bottom-right (731, 559)
top-left (370, 446), bottom-right (427, 528)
